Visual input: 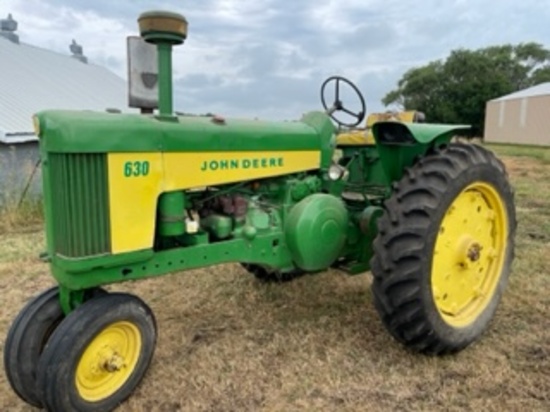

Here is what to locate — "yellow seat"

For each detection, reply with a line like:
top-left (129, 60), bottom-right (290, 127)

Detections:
top-left (336, 129), bottom-right (375, 145)
top-left (336, 110), bottom-right (423, 146)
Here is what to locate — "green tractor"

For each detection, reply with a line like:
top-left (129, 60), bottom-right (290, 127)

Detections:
top-left (4, 10), bottom-right (516, 412)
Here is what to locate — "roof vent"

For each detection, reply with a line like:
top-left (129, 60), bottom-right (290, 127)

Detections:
top-left (0, 14), bottom-right (19, 44)
top-left (70, 39), bottom-right (88, 63)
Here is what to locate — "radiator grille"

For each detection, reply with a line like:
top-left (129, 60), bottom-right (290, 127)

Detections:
top-left (49, 153), bottom-right (111, 257)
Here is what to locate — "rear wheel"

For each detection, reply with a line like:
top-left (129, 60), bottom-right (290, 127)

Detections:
top-left (371, 143), bottom-right (515, 354)
top-left (37, 293), bottom-right (156, 412)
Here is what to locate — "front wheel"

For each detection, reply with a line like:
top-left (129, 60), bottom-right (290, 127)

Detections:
top-left (371, 143), bottom-right (516, 355)
top-left (36, 293), bottom-right (157, 412)
top-left (4, 286), bottom-right (106, 407)
top-left (3, 287), bottom-right (64, 407)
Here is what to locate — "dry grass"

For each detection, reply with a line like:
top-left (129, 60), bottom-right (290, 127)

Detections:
top-left (0, 149), bottom-right (43, 233)
top-left (1, 147), bottom-right (549, 412)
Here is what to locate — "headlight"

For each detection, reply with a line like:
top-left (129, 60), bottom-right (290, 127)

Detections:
top-left (328, 164), bottom-right (347, 181)
top-left (32, 115), bottom-right (41, 137)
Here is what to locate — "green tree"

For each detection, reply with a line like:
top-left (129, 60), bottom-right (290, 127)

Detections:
top-left (383, 43), bottom-right (550, 134)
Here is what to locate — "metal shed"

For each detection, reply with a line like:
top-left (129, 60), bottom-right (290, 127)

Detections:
top-left (0, 36), bottom-right (128, 145)
top-left (0, 14), bottom-right (129, 198)
top-left (484, 83), bottom-right (550, 146)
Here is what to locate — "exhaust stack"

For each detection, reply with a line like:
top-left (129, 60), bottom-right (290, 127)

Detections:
top-left (138, 11), bottom-right (188, 118)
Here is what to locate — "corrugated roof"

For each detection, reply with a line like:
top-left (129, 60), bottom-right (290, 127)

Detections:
top-left (491, 82), bottom-right (550, 102)
top-left (0, 132), bottom-right (35, 144)
top-left (0, 36), bottom-right (129, 144)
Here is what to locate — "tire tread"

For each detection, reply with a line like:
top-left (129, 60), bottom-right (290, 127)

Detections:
top-left (371, 143), bottom-right (516, 355)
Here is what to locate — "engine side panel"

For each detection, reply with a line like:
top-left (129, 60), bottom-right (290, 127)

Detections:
top-left (107, 150), bottom-right (320, 254)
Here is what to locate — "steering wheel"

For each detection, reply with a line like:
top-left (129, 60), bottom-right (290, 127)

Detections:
top-left (320, 76), bottom-right (366, 128)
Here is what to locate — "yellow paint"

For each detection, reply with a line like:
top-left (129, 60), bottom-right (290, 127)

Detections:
top-left (163, 150), bottom-right (320, 191)
top-left (336, 111), bottom-right (419, 146)
top-left (108, 153), bottom-right (164, 254)
top-left (75, 321), bottom-right (142, 402)
top-left (336, 130), bottom-right (373, 145)
top-left (108, 151), bottom-right (320, 254)
top-left (431, 182), bottom-right (508, 328)
top-left (32, 115), bottom-right (41, 137)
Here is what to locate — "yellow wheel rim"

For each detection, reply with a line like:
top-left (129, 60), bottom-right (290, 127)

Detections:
top-left (432, 182), bottom-right (508, 328)
top-left (75, 321), bottom-right (142, 402)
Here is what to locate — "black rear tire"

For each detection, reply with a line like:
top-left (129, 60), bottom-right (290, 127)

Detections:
top-left (371, 144), bottom-right (516, 355)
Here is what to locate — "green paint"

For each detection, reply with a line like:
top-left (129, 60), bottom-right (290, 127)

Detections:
top-left (246, 205), bottom-right (270, 230)
top-left (47, 153), bottom-right (111, 258)
top-left (52, 249), bottom-right (153, 273)
top-left (384, 122), bottom-right (471, 144)
top-left (59, 286), bottom-right (86, 314)
top-left (285, 194), bottom-right (348, 271)
top-left (333, 205), bottom-right (383, 275)
top-left (340, 145), bottom-right (390, 190)
top-left (201, 214), bottom-right (233, 239)
top-left (372, 122), bottom-right (470, 182)
top-left (158, 191), bottom-right (186, 236)
top-left (35, 110), bottom-right (334, 154)
top-left (301, 111), bottom-right (336, 169)
top-left (157, 43), bottom-right (173, 117)
top-left (50, 232), bottom-right (295, 291)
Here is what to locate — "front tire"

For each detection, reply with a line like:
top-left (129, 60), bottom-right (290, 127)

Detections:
top-left (371, 143), bottom-right (516, 354)
top-left (4, 286), bottom-right (106, 407)
top-left (4, 287), bottom-right (64, 407)
top-left (36, 293), bottom-right (157, 412)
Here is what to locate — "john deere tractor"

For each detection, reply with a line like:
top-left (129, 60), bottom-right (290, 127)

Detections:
top-left (4, 10), bottom-right (516, 412)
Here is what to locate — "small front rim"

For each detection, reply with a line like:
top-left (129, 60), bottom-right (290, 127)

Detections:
top-left (431, 182), bottom-right (508, 328)
top-left (75, 321), bottom-right (142, 402)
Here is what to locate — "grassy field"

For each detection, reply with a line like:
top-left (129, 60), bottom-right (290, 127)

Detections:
top-left (0, 149), bottom-right (42, 234)
top-left (0, 144), bottom-right (549, 411)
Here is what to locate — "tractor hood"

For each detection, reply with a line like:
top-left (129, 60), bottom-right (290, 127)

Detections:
top-left (34, 110), bottom-right (335, 154)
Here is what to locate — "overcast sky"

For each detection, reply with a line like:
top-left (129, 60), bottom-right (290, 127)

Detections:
top-left (1, 0), bottom-right (549, 121)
